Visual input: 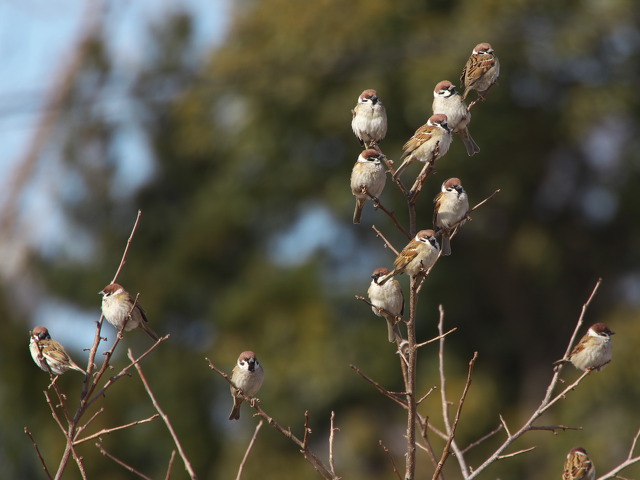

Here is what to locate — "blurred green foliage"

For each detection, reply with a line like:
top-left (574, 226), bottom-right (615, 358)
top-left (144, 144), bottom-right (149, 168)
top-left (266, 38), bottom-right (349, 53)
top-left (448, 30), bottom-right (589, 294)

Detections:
top-left (3, 0), bottom-right (640, 478)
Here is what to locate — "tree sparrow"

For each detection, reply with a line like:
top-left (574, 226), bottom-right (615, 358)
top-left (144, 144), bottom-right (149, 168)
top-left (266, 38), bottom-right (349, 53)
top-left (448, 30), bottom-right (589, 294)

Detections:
top-left (100, 283), bottom-right (159, 340)
top-left (368, 267), bottom-right (404, 343)
top-left (229, 351), bottom-right (265, 420)
top-left (432, 80), bottom-right (479, 156)
top-left (555, 323), bottom-right (615, 371)
top-left (562, 447), bottom-right (595, 480)
top-left (351, 89), bottom-right (387, 148)
top-left (378, 230), bottom-right (440, 285)
top-left (350, 149), bottom-right (387, 224)
top-left (433, 177), bottom-right (469, 256)
top-left (392, 114), bottom-right (452, 180)
top-left (460, 42), bottom-right (500, 100)
top-left (29, 326), bottom-right (86, 375)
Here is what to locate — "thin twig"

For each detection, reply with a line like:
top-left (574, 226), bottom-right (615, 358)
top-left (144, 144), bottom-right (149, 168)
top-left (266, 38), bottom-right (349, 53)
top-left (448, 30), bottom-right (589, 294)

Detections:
top-left (96, 442), bottom-right (153, 480)
top-left (73, 414), bottom-right (159, 445)
top-left (303, 411), bottom-right (311, 449)
top-left (461, 424), bottom-right (503, 454)
top-left (363, 186), bottom-right (411, 239)
top-left (597, 428), bottom-right (640, 480)
top-left (432, 352), bottom-right (478, 479)
top-left (235, 420), bottom-right (263, 480)
top-left (329, 411), bottom-right (339, 477)
top-left (416, 328), bottom-right (457, 348)
top-left (372, 225), bottom-right (400, 256)
top-left (165, 450), bottom-right (177, 480)
top-left (417, 386), bottom-right (437, 406)
top-left (130, 349), bottom-right (198, 480)
top-left (379, 440), bottom-right (403, 480)
top-left (417, 417), bottom-right (444, 477)
top-left (112, 210), bottom-right (142, 283)
top-left (25, 427), bottom-right (52, 480)
top-left (350, 364), bottom-right (407, 407)
top-left (497, 446), bottom-right (536, 460)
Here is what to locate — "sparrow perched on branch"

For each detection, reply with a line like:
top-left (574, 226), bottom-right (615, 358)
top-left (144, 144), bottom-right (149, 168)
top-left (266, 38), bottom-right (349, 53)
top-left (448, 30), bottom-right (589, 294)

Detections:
top-left (351, 89), bottom-right (387, 148)
top-left (393, 114), bottom-right (452, 180)
top-left (378, 230), bottom-right (440, 285)
top-left (29, 326), bottom-right (86, 375)
top-left (368, 267), bottom-right (404, 343)
top-left (460, 42), bottom-right (500, 100)
top-left (433, 177), bottom-right (469, 256)
top-left (555, 323), bottom-right (615, 371)
top-left (100, 283), bottom-right (159, 340)
top-left (432, 80), bottom-right (479, 156)
top-left (229, 351), bottom-right (265, 420)
top-left (350, 149), bottom-right (387, 224)
top-left (562, 447), bottom-right (595, 480)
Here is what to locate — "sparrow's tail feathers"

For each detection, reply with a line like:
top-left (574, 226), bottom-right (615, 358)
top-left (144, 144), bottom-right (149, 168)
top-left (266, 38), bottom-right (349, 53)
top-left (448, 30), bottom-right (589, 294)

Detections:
top-left (71, 362), bottom-right (87, 375)
top-left (386, 318), bottom-right (403, 343)
top-left (459, 130), bottom-right (480, 156)
top-left (392, 157), bottom-right (412, 180)
top-left (229, 398), bottom-right (242, 421)
top-left (377, 271), bottom-right (396, 286)
top-left (441, 234), bottom-right (452, 256)
top-left (140, 322), bottom-right (160, 341)
top-left (353, 198), bottom-right (365, 224)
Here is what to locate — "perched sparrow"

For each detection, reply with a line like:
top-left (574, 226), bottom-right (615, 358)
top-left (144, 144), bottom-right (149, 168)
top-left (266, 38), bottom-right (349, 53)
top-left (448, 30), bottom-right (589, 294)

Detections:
top-left (460, 42), bottom-right (500, 100)
top-left (229, 351), bottom-right (265, 420)
top-left (433, 177), bottom-right (469, 256)
top-left (432, 80), bottom-right (479, 156)
top-left (393, 114), bottom-right (452, 180)
top-left (351, 89), bottom-right (387, 148)
top-left (555, 323), bottom-right (615, 371)
top-left (368, 267), bottom-right (404, 343)
top-left (350, 149), bottom-right (387, 224)
top-left (29, 326), bottom-right (86, 375)
top-left (562, 447), bottom-right (595, 480)
top-left (378, 230), bottom-right (440, 285)
top-left (100, 283), bottom-right (159, 340)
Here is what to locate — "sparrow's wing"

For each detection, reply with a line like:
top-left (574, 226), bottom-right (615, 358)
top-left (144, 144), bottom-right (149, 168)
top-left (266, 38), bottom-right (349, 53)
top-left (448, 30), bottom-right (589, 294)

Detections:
top-left (568, 336), bottom-right (588, 359)
top-left (393, 245), bottom-right (419, 271)
top-left (41, 340), bottom-right (72, 364)
top-left (351, 108), bottom-right (356, 119)
top-left (401, 124), bottom-right (434, 159)
top-left (433, 191), bottom-right (444, 229)
top-left (563, 452), bottom-right (592, 480)
top-left (463, 55), bottom-right (496, 90)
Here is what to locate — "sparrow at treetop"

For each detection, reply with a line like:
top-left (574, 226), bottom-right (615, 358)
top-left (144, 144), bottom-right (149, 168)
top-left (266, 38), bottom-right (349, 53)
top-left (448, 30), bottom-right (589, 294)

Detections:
top-left (554, 322), bottom-right (614, 371)
top-left (351, 89), bottom-right (387, 148)
top-left (433, 177), bottom-right (469, 256)
top-left (393, 114), bottom-right (452, 180)
top-left (460, 42), bottom-right (500, 100)
top-left (350, 149), bottom-right (387, 224)
top-left (229, 350), bottom-right (265, 420)
top-left (29, 326), bottom-right (86, 375)
top-left (432, 80), bottom-right (479, 156)
top-left (100, 283), bottom-right (159, 340)
top-left (378, 230), bottom-right (440, 286)
top-left (368, 267), bottom-right (404, 343)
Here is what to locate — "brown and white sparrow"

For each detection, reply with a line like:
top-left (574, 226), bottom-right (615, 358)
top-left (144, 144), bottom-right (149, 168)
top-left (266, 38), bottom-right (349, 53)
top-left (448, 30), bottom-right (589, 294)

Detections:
top-left (432, 80), bottom-right (479, 156)
top-left (368, 267), bottom-right (404, 343)
top-left (460, 42), bottom-right (500, 100)
top-left (29, 326), bottom-right (86, 375)
top-left (350, 149), bottom-right (387, 224)
top-left (562, 447), bottom-right (595, 480)
top-left (433, 177), bottom-right (469, 256)
top-left (393, 114), bottom-right (452, 180)
top-left (229, 350), bottom-right (265, 420)
top-left (100, 283), bottom-right (159, 340)
top-left (351, 89), bottom-right (387, 148)
top-left (378, 230), bottom-right (440, 285)
top-left (555, 323), bottom-right (615, 371)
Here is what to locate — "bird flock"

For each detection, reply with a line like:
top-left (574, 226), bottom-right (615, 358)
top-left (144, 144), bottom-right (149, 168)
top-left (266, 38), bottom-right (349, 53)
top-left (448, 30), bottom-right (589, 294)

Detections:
top-left (26, 42), bottom-right (616, 477)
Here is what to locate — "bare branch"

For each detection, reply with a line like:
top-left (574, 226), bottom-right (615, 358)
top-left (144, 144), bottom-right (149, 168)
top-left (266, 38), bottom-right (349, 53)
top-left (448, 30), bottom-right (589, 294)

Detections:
top-left (130, 349), bottom-right (198, 480)
top-left (96, 442), bottom-right (153, 480)
top-left (461, 424), bottom-right (503, 454)
top-left (350, 364), bottom-right (408, 407)
top-left (379, 440), bottom-right (403, 480)
top-left (597, 428), bottom-right (640, 480)
top-left (73, 414), bottom-right (159, 445)
top-left (416, 328), bottom-right (457, 348)
top-left (165, 450), bottom-right (177, 480)
top-left (236, 420), bottom-right (263, 480)
top-left (372, 225), bottom-right (400, 256)
top-left (497, 446), bottom-right (536, 460)
top-left (362, 186), bottom-right (411, 239)
top-left (329, 411), bottom-right (339, 477)
top-left (24, 427), bottom-right (52, 480)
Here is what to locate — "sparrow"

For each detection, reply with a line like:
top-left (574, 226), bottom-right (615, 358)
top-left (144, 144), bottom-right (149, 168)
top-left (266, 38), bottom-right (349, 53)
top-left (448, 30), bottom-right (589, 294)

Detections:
top-left (99, 283), bottom-right (159, 340)
top-left (432, 80), bottom-right (480, 156)
top-left (350, 149), bottom-right (387, 224)
top-left (392, 114), bottom-right (452, 180)
top-left (351, 89), bottom-right (387, 148)
top-left (554, 323), bottom-right (615, 371)
top-left (460, 42), bottom-right (500, 100)
top-left (378, 230), bottom-right (440, 285)
top-left (29, 326), bottom-right (86, 375)
top-left (562, 447), bottom-right (595, 480)
top-left (368, 267), bottom-right (404, 343)
top-left (433, 177), bottom-right (469, 256)
top-left (229, 351), bottom-right (265, 420)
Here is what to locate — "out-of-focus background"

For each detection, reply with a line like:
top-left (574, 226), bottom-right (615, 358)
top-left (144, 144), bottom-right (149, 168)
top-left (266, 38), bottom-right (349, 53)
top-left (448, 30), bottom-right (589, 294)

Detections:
top-left (2, 0), bottom-right (640, 478)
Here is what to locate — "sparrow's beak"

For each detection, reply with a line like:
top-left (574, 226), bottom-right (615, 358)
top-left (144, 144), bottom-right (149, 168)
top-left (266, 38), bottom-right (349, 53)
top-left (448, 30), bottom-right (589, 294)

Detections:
top-left (247, 359), bottom-right (256, 372)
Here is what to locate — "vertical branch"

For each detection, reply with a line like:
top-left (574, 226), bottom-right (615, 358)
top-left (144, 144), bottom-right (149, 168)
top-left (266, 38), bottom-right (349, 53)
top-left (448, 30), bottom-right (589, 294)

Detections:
top-left (404, 276), bottom-right (418, 480)
top-left (235, 420), bottom-right (263, 480)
